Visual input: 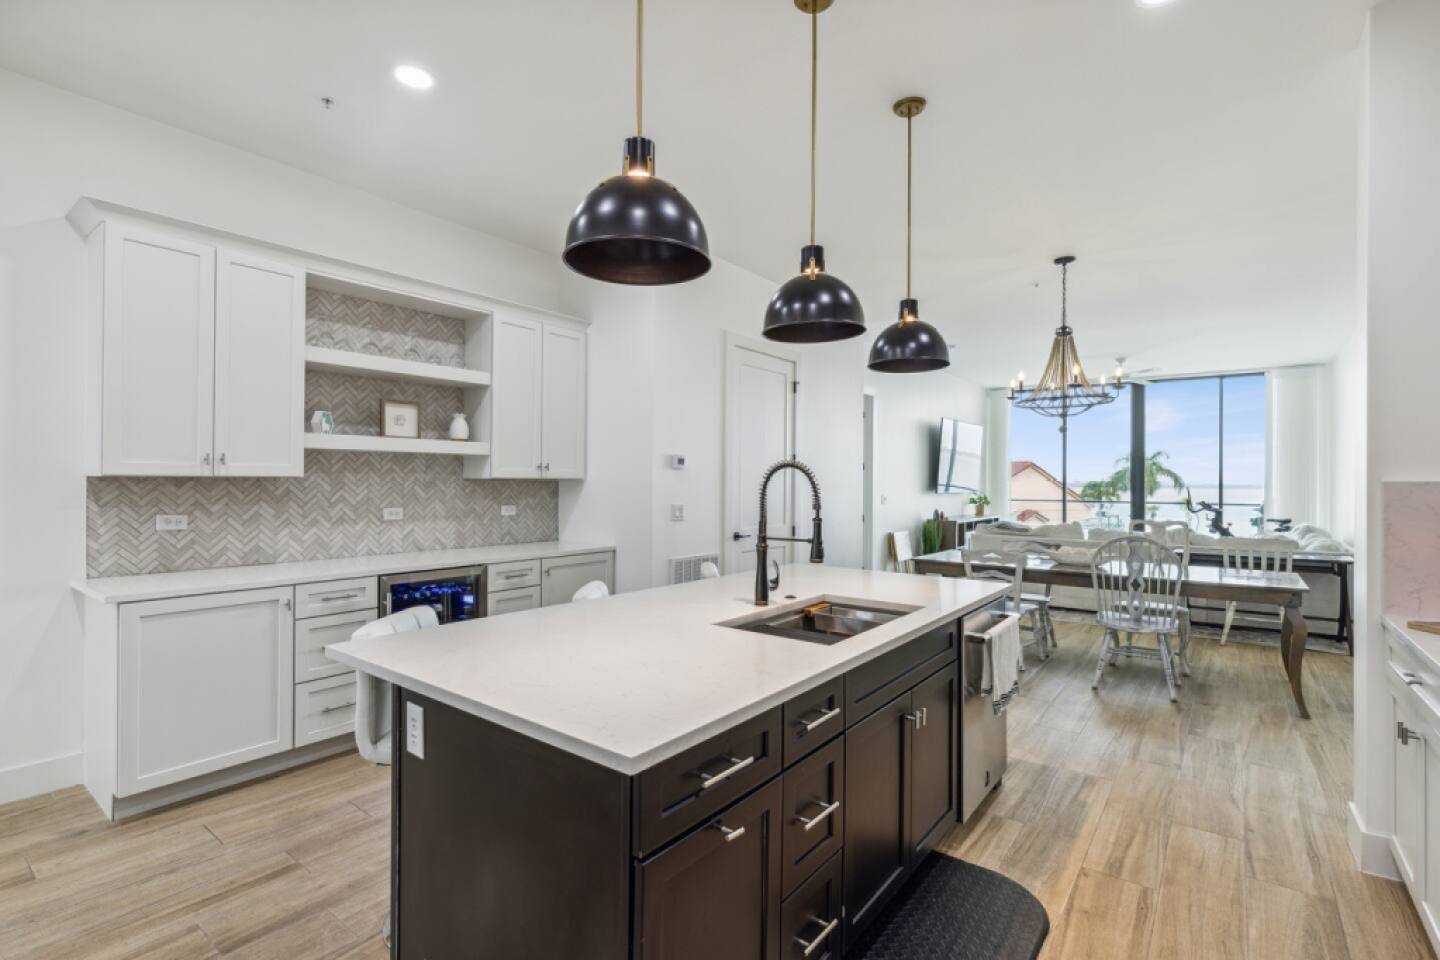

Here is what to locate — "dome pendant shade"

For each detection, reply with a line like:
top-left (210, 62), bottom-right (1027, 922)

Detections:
top-left (868, 298), bottom-right (950, 372)
top-left (763, 244), bottom-right (866, 343)
top-left (563, 137), bottom-right (711, 286)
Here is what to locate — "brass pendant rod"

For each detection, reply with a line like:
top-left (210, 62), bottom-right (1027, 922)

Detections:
top-left (905, 115), bottom-right (913, 299)
top-left (636, 0), bottom-right (644, 136)
top-left (809, 3), bottom-right (817, 247)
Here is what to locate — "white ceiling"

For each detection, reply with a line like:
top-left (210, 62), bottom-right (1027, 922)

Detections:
top-left (0, 0), bottom-right (1371, 385)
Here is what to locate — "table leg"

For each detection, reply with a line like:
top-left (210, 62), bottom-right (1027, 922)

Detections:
top-left (1281, 603), bottom-right (1310, 719)
top-left (1337, 561), bottom-right (1354, 656)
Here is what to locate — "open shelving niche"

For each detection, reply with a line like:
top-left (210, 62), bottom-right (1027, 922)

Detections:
top-left (302, 273), bottom-right (495, 461)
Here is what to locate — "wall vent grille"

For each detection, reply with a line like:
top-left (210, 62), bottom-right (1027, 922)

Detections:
top-left (670, 553), bottom-right (721, 585)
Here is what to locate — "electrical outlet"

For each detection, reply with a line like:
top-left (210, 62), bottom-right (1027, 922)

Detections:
top-left (405, 702), bottom-right (425, 759)
top-left (382, 507), bottom-right (403, 522)
top-left (500, 504), bottom-right (517, 517)
top-left (155, 514), bottom-right (188, 532)
top-left (670, 504), bottom-right (685, 522)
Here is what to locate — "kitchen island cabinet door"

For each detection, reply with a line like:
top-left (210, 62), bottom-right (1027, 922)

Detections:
top-left (908, 664), bottom-right (958, 858)
top-left (842, 692), bottom-right (912, 944)
top-left (636, 779), bottom-right (783, 960)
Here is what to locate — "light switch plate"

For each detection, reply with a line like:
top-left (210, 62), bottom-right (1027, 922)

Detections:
top-left (500, 504), bottom-right (517, 517)
top-left (670, 504), bottom-right (685, 522)
top-left (382, 507), bottom-right (403, 522)
top-left (405, 702), bottom-right (424, 759)
top-left (155, 514), bottom-right (188, 531)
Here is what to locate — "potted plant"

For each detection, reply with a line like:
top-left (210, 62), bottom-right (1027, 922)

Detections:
top-left (968, 492), bottom-right (992, 517)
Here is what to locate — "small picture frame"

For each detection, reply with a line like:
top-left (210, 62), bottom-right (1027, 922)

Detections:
top-left (380, 399), bottom-right (420, 439)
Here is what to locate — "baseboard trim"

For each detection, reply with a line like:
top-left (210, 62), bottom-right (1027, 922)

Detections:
top-left (1349, 800), bottom-right (1401, 880)
top-left (0, 752), bottom-right (84, 805)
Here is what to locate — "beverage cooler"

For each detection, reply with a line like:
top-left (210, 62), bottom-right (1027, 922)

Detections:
top-left (380, 565), bottom-right (488, 623)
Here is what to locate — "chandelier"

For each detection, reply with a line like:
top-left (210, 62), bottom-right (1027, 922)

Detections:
top-left (1008, 256), bottom-right (1122, 417)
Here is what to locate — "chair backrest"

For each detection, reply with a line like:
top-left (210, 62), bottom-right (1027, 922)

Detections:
top-left (572, 580), bottom-right (611, 602)
top-left (1221, 537), bottom-right (1295, 574)
top-left (1130, 519), bottom-right (1192, 575)
top-left (1090, 535), bottom-right (1184, 631)
top-left (351, 604), bottom-right (440, 641)
top-left (699, 560), bottom-right (721, 579)
top-left (350, 605), bottom-right (440, 767)
top-left (889, 530), bottom-right (915, 573)
top-left (959, 547), bottom-right (1027, 608)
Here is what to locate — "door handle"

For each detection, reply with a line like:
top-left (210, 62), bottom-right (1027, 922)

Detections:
top-left (732, 532), bottom-right (752, 541)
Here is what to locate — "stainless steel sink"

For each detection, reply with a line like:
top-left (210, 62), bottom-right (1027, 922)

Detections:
top-left (730, 600), bottom-right (914, 645)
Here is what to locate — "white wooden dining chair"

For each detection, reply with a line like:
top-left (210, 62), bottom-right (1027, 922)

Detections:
top-left (1131, 520), bottom-right (1193, 654)
top-left (1091, 535), bottom-right (1187, 702)
top-left (961, 546), bottom-right (1055, 665)
top-left (889, 530), bottom-right (916, 573)
top-left (1219, 538), bottom-right (1294, 644)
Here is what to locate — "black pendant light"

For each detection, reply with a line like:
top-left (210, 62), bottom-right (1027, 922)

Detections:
top-left (762, 0), bottom-right (865, 343)
top-left (563, 0), bottom-right (710, 285)
top-left (868, 96), bottom-right (950, 373)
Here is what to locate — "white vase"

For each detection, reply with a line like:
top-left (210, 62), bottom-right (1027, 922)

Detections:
top-left (448, 412), bottom-right (470, 441)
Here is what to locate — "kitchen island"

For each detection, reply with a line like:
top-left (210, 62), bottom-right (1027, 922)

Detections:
top-left (328, 565), bottom-right (1009, 960)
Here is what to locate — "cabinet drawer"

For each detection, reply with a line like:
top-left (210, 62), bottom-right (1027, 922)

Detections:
top-left (488, 585), bottom-right (541, 617)
top-left (294, 674), bottom-right (357, 747)
top-left (295, 609), bottom-right (377, 682)
top-left (782, 736), bottom-right (844, 897)
top-left (845, 622), bottom-right (956, 725)
top-left (781, 851), bottom-right (844, 960)
top-left (636, 708), bottom-right (783, 856)
top-left (783, 676), bottom-right (844, 766)
top-left (294, 577), bottom-right (377, 619)
top-left (488, 559), bottom-right (541, 591)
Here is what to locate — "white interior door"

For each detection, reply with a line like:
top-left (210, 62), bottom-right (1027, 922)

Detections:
top-left (213, 250), bottom-right (305, 476)
top-left (489, 311), bottom-right (544, 478)
top-left (724, 338), bottom-right (797, 574)
top-left (102, 225), bottom-right (215, 475)
top-left (541, 321), bottom-right (587, 479)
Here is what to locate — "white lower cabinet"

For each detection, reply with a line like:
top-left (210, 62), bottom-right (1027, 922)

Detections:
top-left (296, 608), bottom-right (377, 682)
top-left (1385, 626), bottom-right (1440, 953)
top-left (540, 551), bottom-right (615, 606)
top-left (1426, 733), bottom-right (1440, 936)
top-left (118, 587), bottom-right (294, 796)
top-left (488, 585), bottom-right (541, 616)
top-left (1393, 688), bottom-right (1427, 890)
top-left (295, 674), bottom-right (359, 747)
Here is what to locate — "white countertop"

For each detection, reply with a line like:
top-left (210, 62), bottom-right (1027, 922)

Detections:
top-left (71, 541), bottom-right (615, 603)
top-left (327, 565), bottom-right (1008, 775)
top-left (1384, 613), bottom-right (1440, 674)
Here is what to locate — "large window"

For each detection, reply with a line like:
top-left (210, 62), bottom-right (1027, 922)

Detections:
top-left (1008, 374), bottom-right (1267, 533)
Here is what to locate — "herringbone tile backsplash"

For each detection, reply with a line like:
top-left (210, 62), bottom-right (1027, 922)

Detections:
top-left (86, 289), bottom-right (559, 578)
top-left (87, 453), bottom-right (558, 577)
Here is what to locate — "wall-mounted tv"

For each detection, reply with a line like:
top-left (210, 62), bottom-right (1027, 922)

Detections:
top-left (935, 418), bottom-right (983, 494)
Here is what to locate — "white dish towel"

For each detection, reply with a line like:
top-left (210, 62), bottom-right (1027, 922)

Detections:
top-left (985, 613), bottom-right (1022, 715)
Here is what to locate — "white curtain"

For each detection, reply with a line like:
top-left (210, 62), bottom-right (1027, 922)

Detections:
top-left (982, 389), bottom-right (1011, 519)
top-left (1266, 365), bottom-right (1333, 529)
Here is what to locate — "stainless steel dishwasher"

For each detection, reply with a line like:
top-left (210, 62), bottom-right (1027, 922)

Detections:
top-left (959, 602), bottom-right (1012, 821)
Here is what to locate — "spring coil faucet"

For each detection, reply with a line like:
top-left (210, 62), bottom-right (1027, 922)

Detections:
top-left (754, 458), bottom-right (824, 605)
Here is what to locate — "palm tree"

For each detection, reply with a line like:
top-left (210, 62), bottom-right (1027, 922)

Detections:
top-left (1080, 452), bottom-right (1188, 502)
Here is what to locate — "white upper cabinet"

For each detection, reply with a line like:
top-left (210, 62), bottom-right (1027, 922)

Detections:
top-left (98, 223), bottom-right (217, 475)
top-left (467, 309), bottom-right (587, 480)
top-left (73, 202), bottom-right (305, 477)
top-left (214, 251), bottom-right (305, 476)
top-left (541, 321), bottom-right (587, 479)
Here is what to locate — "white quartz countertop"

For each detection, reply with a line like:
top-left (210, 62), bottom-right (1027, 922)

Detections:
top-left (71, 541), bottom-right (616, 603)
top-left (1384, 613), bottom-right (1440, 675)
top-left (326, 565), bottom-right (1009, 775)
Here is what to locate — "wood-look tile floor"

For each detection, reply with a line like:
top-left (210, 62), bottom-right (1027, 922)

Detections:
top-left (0, 623), bottom-right (1430, 959)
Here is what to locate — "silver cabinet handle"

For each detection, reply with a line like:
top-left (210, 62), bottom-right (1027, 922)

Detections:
top-left (283, 597), bottom-right (292, 611)
top-left (321, 701), bottom-right (356, 714)
top-left (920, 706), bottom-right (929, 728)
top-left (732, 531), bottom-right (753, 541)
top-left (712, 822), bottom-right (746, 843)
top-left (797, 706), bottom-right (841, 733)
top-left (1399, 721), bottom-right (1425, 745)
top-left (795, 799), bottom-right (840, 831)
top-left (1403, 671), bottom-right (1424, 686)
top-left (695, 754), bottom-right (755, 790)
top-left (218, 452), bottom-right (226, 465)
top-left (317, 591), bottom-right (362, 602)
top-left (201, 452), bottom-right (211, 466)
top-left (903, 712), bottom-right (922, 730)
top-left (795, 917), bottom-right (840, 957)
top-left (500, 571), bottom-right (529, 580)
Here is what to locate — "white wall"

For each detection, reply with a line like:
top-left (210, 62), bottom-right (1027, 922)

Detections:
top-left (863, 367), bottom-right (988, 569)
top-left (1329, 332), bottom-right (1365, 544)
top-left (1353, 0), bottom-right (1440, 875)
top-left (0, 68), bottom-right (567, 801)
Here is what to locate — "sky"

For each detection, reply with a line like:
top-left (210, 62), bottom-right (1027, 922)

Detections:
top-left (1010, 374), bottom-right (1266, 502)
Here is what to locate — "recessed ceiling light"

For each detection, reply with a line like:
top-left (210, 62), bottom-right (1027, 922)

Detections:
top-left (393, 65), bottom-right (434, 90)
top-left (1136, 0), bottom-right (1178, 6)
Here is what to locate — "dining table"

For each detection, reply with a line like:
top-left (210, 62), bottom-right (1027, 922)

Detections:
top-left (912, 549), bottom-right (1316, 719)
